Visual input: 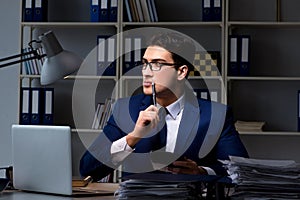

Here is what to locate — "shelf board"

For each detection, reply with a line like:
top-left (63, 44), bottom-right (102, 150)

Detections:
top-left (21, 22), bottom-right (118, 27)
top-left (20, 74), bottom-right (117, 80)
top-left (239, 131), bottom-right (300, 136)
top-left (228, 21), bottom-right (300, 27)
top-left (123, 21), bottom-right (223, 27)
top-left (227, 76), bottom-right (300, 81)
top-left (189, 76), bottom-right (223, 81)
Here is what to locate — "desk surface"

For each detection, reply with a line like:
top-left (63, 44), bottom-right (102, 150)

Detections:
top-left (0, 190), bottom-right (117, 200)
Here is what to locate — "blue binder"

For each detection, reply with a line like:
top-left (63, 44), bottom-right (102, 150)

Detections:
top-left (105, 37), bottom-right (116, 76)
top-left (23, 0), bottom-right (34, 22)
top-left (228, 35), bottom-right (239, 76)
top-left (239, 35), bottom-right (251, 76)
top-left (123, 37), bottom-right (133, 74)
top-left (42, 88), bottom-right (54, 125)
top-left (20, 87), bottom-right (31, 125)
top-left (97, 35), bottom-right (108, 76)
top-left (99, 0), bottom-right (109, 22)
top-left (202, 0), bottom-right (212, 21)
top-left (33, 0), bottom-right (48, 22)
top-left (212, 0), bottom-right (222, 21)
top-left (90, 0), bottom-right (100, 22)
top-left (30, 88), bottom-right (42, 125)
top-left (97, 35), bottom-right (116, 76)
top-left (109, 0), bottom-right (118, 22)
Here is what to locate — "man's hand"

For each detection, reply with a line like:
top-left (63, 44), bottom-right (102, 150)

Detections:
top-left (167, 158), bottom-right (208, 175)
top-left (126, 105), bottom-right (159, 147)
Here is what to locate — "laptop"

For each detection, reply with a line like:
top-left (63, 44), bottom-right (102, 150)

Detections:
top-left (11, 124), bottom-right (118, 196)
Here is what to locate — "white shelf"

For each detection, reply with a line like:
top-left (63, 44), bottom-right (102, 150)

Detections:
top-left (228, 21), bottom-right (300, 27)
top-left (227, 76), bottom-right (300, 81)
top-left (239, 131), bottom-right (300, 136)
top-left (20, 74), bottom-right (117, 81)
top-left (122, 21), bottom-right (223, 27)
top-left (21, 22), bottom-right (118, 27)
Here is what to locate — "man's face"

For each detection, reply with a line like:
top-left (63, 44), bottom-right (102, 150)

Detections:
top-left (142, 45), bottom-right (180, 98)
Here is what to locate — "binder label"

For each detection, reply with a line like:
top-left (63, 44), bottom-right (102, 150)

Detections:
top-left (25, 0), bottom-right (32, 8)
top-left (214, 0), bottom-right (221, 7)
top-left (204, 0), bottom-right (210, 8)
top-left (101, 0), bottom-right (108, 9)
top-left (92, 0), bottom-right (98, 5)
top-left (230, 38), bottom-right (237, 62)
top-left (32, 90), bottom-right (39, 114)
top-left (111, 0), bottom-right (117, 7)
top-left (22, 90), bottom-right (29, 113)
top-left (241, 38), bottom-right (249, 62)
top-left (98, 38), bottom-right (105, 63)
top-left (35, 0), bottom-right (42, 8)
top-left (107, 38), bottom-right (115, 63)
top-left (134, 38), bottom-right (142, 63)
top-left (45, 91), bottom-right (52, 114)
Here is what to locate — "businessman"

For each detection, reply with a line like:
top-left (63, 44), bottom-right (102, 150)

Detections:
top-left (80, 31), bottom-right (248, 181)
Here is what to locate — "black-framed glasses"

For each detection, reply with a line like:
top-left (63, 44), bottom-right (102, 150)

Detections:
top-left (141, 60), bottom-right (179, 71)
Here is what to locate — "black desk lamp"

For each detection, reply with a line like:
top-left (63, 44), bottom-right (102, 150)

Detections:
top-left (0, 31), bottom-right (82, 85)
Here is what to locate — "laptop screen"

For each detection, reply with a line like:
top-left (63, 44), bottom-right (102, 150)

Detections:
top-left (12, 124), bottom-right (73, 195)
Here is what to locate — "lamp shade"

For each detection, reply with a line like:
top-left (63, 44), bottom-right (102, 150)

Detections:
top-left (39, 31), bottom-right (82, 85)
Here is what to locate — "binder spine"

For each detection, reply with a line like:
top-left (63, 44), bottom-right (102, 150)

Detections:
top-left (42, 88), bottom-right (54, 125)
top-left (239, 36), bottom-right (251, 76)
top-left (20, 87), bottom-right (31, 125)
top-left (99, 0), bottom-right (109, 22)
top-left (30, 88), bottom-right (42, 125)
top-left (202, 0), bottom-right (212, 21)
top-left (109, 0), bottom-right (118, 22)
top-left (23, 0), bottom-right (34, 22)
top-left (212, 0), bottom-right (222, 21)
top-left (228, 35), bottom-right (239, 76)
top-left (105, 37), bottom-right (116, 76)
top-left (90, 0), bottom-right (100, 22)
top-left (33, 0), bottom-right (48, 22)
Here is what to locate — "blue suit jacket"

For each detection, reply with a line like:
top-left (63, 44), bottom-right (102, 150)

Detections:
top-left (80, 92), bottom-right (248, 181)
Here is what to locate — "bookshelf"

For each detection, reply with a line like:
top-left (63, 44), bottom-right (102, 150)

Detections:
top-left (19, 0), bottom-right (225, 176)
top-left (19, 0), bottom-right (300, 174)
top-left (225, 0), bottom-right (300, 133)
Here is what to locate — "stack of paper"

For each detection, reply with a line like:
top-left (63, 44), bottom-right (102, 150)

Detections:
top-left (115, 173), bottom-right (221, 199)
top-left (235, 120), bottom-right (266, 132)
top-left (221, 156), bottom-right (300, 199)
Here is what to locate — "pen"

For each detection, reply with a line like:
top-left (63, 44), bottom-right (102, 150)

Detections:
top-left (152, 82), bottom-right (156, 106)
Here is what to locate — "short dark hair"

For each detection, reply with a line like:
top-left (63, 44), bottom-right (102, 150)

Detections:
top-left (147, 32), bottom-right (195, 77)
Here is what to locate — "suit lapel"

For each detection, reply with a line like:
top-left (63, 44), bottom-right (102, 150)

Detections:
top-left (173, 100), bottom-right (200, 155)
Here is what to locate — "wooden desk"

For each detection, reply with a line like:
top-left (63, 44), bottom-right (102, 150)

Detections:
top-left (0, 183), bottom-right (119, 200)
top-left (0, 190), bottom-right (117, 200)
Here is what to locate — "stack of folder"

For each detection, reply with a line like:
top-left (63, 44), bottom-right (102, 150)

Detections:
top-left (90, 0), bottom-right (118, 22)
top-left (234, 120), bottom-right (265, 133)
top-left (115, 172), bottom-right (221, 199)
top-left (20, 87), bottom-right (54, 125)
top-left (221, 156), bottom-right (300, 199)
top-left (23, 0), bottom-right (48, 22)
top-left (124, 0), bottom-right (158, 22)
top-left (123, 36), bottom-right (144, 75)
top-left (202, 0), bottom-right (222, 21)
top-left (97, 35), bottom-right (117, 76)
top-left (228, 35), bottom-right (251, 76)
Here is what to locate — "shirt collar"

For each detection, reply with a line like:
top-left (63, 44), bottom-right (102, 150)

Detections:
top-left (162, 94), bottom-right (185, 120)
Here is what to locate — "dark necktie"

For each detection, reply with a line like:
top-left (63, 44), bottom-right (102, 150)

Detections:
top-left (158, 107), bottom-right (168, 148)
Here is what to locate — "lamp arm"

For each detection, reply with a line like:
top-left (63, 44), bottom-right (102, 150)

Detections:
top-left (0, 49), bottom-right (46, 69)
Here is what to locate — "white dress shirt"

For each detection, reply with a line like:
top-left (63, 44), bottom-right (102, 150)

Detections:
top-left (110, 95), bottom-right (215, 175)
